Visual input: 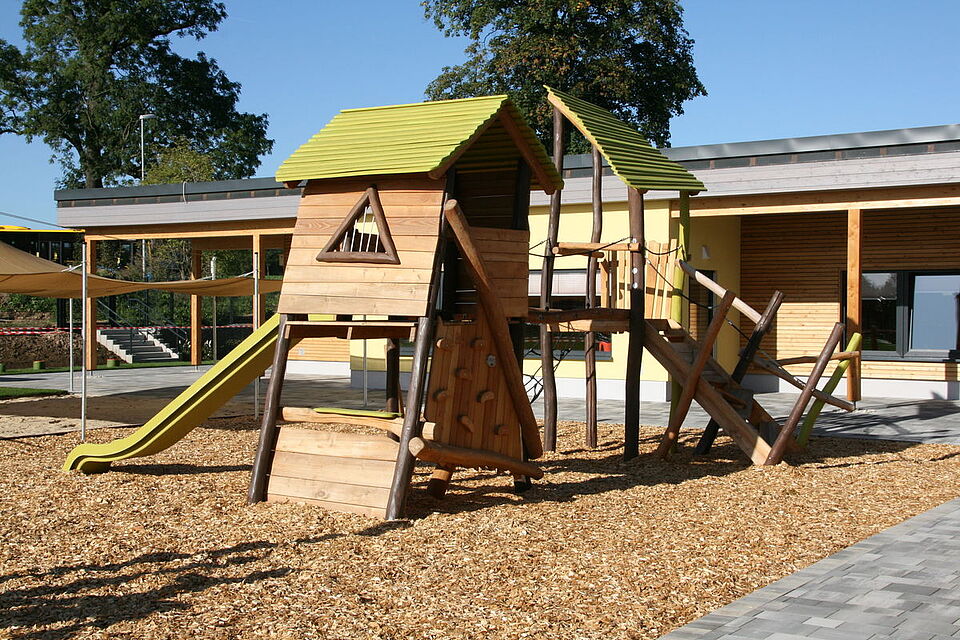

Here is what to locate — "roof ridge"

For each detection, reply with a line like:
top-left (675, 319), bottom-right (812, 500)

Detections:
top-left (340, 94), bottom-right (509, 114)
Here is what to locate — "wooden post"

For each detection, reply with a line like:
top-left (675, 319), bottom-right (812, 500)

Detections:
top-left (539, 107), bottom-right (564, 451)
top-left (846, 208), bottom-right (862, 402)
top-left (694, 290), bottom-right (783, 455)
top-left (385, 337), bottom-right (401, 413)
top-left (252, 234), bottom-right (266, 327)
top-left (584, 145), bottom-right (603, 449)
top-left (190, 246), bottom-right (202, 365)
top-left (624, 188), bottom-right (645, 460)
top-left (247, 314), bottom-right (290, 503)
top-left (84, 239), bottom-right (98, 370)
top-left (385, 315), bottom-right (436, 520)
top-left (765, 322), bottom-right (845, 465)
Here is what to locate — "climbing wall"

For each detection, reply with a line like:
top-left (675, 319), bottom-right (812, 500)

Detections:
top-left (424, 314), bottom-right (524, 462)
top-left (265, 426), bottom-right (400, 518)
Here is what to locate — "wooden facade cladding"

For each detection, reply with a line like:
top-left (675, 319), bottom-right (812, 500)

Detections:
top-left (287, 337), bottom-right (350, 362)
top-left (739, 207), bottom-right (960, 380)
top-left (278, 175), bottom-right (446, 317)
top-left (455, 226), bottom-right (530, 318)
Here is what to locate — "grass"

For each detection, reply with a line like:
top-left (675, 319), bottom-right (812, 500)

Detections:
top-left (0, 359), bottom-right (215, 376)
top-left (0, 386), bottom-right (67, 399)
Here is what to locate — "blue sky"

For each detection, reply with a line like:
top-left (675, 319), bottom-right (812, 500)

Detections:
top-left (2, 0), bottom-right (960, 227)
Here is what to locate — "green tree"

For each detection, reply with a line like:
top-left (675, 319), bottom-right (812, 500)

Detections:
top-left (0, 0), bottom-right (273, 188)
top-left (422, 0), bottom-right (705, 147)
top-left (142, 137), bottom-right (215, 185)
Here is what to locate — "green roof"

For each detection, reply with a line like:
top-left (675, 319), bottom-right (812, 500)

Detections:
top-left (545, 87), bottom-right (705, 193)
top-left (276, 95), bottom-right (563, 193)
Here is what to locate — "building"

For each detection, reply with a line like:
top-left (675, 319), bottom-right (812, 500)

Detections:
top-left (55, 123), bottom-right (960, 399)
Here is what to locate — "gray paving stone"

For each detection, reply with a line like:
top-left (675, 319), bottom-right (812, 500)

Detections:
top-left (658, 499), bottom-right (960, 640)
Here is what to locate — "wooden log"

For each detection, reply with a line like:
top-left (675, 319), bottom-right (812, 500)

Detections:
top-left (694, 291), bottom-right (784, 455)
top-left (765, 322), bottom-right (846, 465)
top-left (539, 106), bottom-right (564, 452)
top-left (656, 291), bottom-right (736, 458)
top-left (585, 145), bottom-right (603, 450)
top-left (624, 187), bottom-right (645, 461)
top-left (678, 260), bottom-right (762, 324)
top-left (643, 320), bottom-right (773, 465)
top-left (385, 315), bottom-right (437, 520)
top-left (427, 464), bottom-right (455, 499)
top-left (752, 356), bottom-right (856, 412)
top-left (553, 242), bottom-right (641, 255)
top-left (443, 200), bottom-right (543, 459)
top-left (409, 437), bottom-right (544, 479)
top-left (776, 351), bottom-right (860, 366)
top-left (190, 247), bottom-right (203, 366)
top-left (796, 332), bottom-right (862, 447)
top-left (248, 314), bottom-right (290, 504)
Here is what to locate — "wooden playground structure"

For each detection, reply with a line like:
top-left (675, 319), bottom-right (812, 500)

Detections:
top-left (244, 90), bottom-right (861, 520)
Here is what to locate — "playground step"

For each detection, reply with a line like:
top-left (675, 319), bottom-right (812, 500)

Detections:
top-left (265, 427), bottom-right (399, 518)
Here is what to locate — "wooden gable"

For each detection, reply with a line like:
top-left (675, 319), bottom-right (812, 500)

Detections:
top-left (278, 175), bottom-right (446, 317)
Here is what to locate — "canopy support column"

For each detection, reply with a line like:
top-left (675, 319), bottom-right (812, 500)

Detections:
top-left (189, 246), bottom-right (203, 365)
top-left (846, 208), bottom-right (862, 401)
top-left (84, 238), bottom-right (98, 371)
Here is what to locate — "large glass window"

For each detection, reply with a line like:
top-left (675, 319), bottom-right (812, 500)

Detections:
top-left (861, 273), bottom-right (898, 352)
top-left (855, 270), bottom-right (960, 360)
top-left (910, 274), bottom-right (960, 352)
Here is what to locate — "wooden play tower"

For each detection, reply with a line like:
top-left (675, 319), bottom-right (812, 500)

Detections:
top-left (247, 96), bottom-right (563, 520)
top-left (530, 87), bottom-right (858, 464)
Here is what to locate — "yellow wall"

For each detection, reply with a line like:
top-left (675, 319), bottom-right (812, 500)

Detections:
top-left (685, 215), bottom-right (741, 371)
top-left (525, 198), bottom-right (672, 383)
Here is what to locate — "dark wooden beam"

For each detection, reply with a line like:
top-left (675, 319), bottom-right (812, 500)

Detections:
top-left (624, 187), bottom-right (645, 460)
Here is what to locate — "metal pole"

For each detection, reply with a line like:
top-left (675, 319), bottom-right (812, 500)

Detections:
top-left (80, 244), bottom-right (88, 442)
top-left (140, 117), bottom-right (145, 181)
top-left (211, 256), bottom-right (218, 362)
top-left (253, 251), bottom-right (260, 420)
top-left (68, 297), bottom-right (74, 393)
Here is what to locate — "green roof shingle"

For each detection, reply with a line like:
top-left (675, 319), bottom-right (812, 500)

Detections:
top-left (545, 87), bottom-right (704, 193)
top-left (276, 95), bottom-right (562, 193)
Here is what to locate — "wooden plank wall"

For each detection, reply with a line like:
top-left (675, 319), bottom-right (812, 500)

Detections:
top-left (265, 426), bottom-right (399, 518)
top-left (454, 227), bottom-right (530, 318)
top-left (740, 207), bottom-right (960, 380)
top-left (278, 175), bottom-right (445, 317)
top-left (424, 316), bottom-right (524, 462)
top-left (454, 167), bottom-right (517, 229)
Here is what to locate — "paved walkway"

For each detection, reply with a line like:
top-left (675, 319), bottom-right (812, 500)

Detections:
top-left (659, 498), bottom-right (960, 640)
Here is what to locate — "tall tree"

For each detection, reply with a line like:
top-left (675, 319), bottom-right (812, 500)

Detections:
top-left (422, 0), bottom-right (705, 147)
top-left (0, 0), bottom-right (273, 188)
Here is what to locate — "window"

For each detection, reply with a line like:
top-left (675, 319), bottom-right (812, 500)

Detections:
top-left (316, 186), bottom-right (399, 264)
top-left (855, 270), bottom-right (960, 360)
top-left (525, 269), bottom-right (612, 361)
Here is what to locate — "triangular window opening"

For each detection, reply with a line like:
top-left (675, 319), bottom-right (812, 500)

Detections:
top-left (316, 186), bottom-right (400, 264)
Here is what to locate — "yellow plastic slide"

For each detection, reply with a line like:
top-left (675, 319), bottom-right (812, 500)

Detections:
top-left (63, 314), bottom-right (280, 473)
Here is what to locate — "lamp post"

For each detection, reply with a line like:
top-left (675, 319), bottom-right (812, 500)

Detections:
top-left (139, 114), bottom-right (156, 283)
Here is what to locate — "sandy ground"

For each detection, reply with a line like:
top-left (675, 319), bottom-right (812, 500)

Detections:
top-left (2, 419), bottom-right (960, 639)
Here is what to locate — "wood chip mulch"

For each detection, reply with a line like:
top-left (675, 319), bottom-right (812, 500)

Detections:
top-left (2, 418), bottom-right (959, 639)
